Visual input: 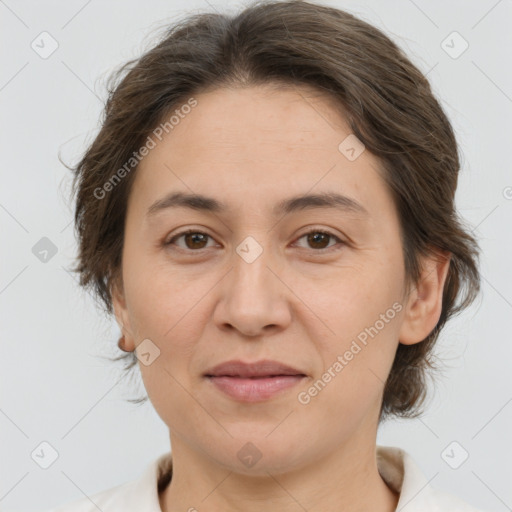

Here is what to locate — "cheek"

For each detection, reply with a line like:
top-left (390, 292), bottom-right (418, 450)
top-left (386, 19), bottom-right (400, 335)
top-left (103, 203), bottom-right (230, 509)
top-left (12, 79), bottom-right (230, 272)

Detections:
top-left (139, 360), bottom-right (206, 441)
top-left (307, 272), bottom-right (403, 415)
top-left (301, 323), bottom-right (399, 434)
top-left (123, 251), bottom-right (204, 336)
top-left (305, 260), bottom-right (404, 340)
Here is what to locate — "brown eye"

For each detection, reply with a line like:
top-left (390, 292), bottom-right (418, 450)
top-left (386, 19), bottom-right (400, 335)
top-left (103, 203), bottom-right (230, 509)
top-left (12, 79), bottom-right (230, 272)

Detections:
top-left (165, 229), bottom-right (343, 253)
top-left (166, 230), bottom-right (214, 250)
top-left (295, 230), bottom-right (343, 251)
top-left (307, 232), bottom-right (330, 249)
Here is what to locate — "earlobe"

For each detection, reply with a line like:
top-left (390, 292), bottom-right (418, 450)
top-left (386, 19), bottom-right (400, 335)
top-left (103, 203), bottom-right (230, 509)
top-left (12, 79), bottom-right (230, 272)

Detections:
top-left (398, 250), bottom-right (451, 346)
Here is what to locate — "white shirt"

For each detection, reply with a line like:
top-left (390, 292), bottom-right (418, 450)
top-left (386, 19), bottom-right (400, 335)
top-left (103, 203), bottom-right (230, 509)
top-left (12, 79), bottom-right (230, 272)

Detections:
top-left (48, 445), bottom-right (486, 511)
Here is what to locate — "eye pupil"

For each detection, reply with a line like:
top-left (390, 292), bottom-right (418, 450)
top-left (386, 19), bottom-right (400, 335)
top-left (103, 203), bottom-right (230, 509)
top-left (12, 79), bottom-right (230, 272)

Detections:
top-left (186, 232), bottom-right (208, 249)
top-left (308, 232), bottom-right (329, 249)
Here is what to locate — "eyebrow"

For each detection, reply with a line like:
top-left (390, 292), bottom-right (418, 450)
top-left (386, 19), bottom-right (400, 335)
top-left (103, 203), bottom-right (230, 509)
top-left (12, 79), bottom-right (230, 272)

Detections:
top-left (146, 191), bottom-right (369, 219)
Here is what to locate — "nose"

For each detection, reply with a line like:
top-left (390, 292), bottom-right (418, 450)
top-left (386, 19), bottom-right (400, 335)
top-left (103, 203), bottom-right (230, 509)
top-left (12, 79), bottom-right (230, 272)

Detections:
top-left (213, 241), bottom-right (292, 337)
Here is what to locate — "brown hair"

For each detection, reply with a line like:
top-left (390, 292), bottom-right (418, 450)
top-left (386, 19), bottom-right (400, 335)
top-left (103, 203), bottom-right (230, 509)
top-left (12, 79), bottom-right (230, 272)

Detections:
top-left (67, 0), bottom-right (480, 421)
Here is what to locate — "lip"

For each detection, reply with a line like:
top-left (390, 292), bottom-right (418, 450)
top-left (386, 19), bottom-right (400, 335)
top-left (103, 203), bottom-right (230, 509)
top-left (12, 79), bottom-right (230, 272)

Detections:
top-left (204, 359), bottom-right (305, 378)
top-left (204, 359), bottom-right (307, 402)
top-left (207, 375), bottom-right (306, 402)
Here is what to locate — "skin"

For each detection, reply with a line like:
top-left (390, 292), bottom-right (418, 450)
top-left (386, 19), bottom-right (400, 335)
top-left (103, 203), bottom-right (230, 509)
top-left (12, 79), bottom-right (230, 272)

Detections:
top-left (112, 84), bottom-right (451, 512)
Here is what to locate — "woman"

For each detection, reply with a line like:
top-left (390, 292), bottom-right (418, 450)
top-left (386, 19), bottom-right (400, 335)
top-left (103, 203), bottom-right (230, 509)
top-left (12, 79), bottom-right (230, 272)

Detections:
top-left (52, 0), bottom-right (484, 510)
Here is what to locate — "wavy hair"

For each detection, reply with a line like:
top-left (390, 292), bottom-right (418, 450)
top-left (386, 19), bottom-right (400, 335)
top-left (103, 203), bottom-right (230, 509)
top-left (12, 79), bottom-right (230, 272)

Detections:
top-left (67, 0), bottom-right (481, 421)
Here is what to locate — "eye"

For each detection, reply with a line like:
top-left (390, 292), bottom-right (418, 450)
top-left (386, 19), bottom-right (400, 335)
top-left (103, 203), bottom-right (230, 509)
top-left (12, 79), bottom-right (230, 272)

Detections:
top-left (165, 229), bottom-right (216, 251)
top-left (294, 229), bottom-right (344, 252)
top-left (164, 228), bottom-right (345, 253)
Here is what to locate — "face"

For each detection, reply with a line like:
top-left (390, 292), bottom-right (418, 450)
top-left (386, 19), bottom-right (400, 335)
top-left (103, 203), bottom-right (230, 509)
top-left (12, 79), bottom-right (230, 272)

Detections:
top-left (112, 84), bottom-right (433, 475)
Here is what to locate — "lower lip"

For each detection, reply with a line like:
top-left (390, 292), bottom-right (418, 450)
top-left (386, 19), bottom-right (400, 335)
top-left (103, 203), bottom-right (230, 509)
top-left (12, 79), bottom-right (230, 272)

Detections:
top-left (206, 375), bottom-right (305, 402)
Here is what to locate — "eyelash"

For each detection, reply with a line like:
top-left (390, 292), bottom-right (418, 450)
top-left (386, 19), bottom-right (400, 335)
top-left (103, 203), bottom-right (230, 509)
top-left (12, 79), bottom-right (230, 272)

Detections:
top-left (164, 228), bottom-right (345, 254)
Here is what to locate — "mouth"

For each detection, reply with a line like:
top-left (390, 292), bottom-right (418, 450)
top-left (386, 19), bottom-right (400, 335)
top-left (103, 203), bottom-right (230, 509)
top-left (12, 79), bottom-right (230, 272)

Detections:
top-left (204, 359), bottom-right (307, 402)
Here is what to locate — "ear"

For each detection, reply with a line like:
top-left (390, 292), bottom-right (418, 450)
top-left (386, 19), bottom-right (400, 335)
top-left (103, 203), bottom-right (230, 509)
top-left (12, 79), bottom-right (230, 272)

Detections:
top-left (398, 250), bottom-right (451, 345)
top-left (111, 274), bottom-right (136, 352)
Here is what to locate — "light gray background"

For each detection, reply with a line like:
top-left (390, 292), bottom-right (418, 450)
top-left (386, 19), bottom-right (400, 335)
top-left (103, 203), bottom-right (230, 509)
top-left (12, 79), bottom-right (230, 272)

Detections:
top-left (1, 0), bottom-right (511, 510)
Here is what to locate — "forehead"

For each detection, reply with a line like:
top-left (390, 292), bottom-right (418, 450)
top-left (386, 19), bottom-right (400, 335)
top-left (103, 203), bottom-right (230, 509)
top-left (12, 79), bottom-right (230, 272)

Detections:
top-left (167, 84), bottom-right (352, 150)
top-left (129, 85), bottom-right (395, 224)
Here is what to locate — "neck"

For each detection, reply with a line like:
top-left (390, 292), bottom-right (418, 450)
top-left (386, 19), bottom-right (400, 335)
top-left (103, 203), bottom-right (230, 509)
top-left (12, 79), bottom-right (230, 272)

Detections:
top-left (159, 436), bottom-right (399, 512)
